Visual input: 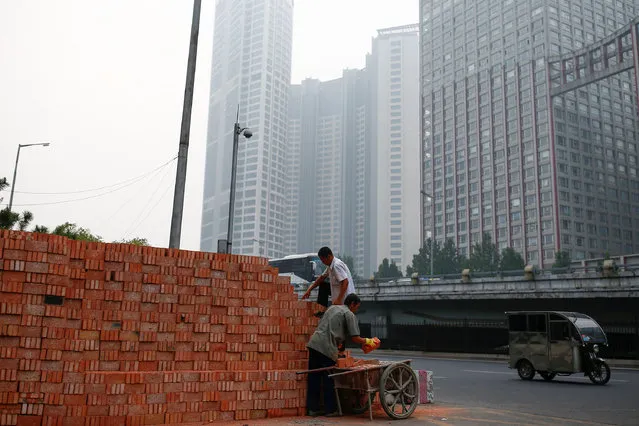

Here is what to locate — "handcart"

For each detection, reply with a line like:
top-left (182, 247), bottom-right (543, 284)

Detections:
top-left (298, 359), bottom-right (418, 421)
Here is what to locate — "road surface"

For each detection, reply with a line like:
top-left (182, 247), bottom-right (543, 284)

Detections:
top-left (371, 353), bottom-right (639, 425)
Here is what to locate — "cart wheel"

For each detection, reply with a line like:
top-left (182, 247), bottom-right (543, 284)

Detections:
top-left (339, 390), bottom-right (375, 415)
top-left (379, 362), bottom-right (418, 420)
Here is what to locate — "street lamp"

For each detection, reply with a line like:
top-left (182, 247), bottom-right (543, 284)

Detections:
top-left (226, 110), bottom-right (252, 254)
top-left (8, 142), bottom-right (51, 211)
top-left (421, 189), bottom-right (435, 276)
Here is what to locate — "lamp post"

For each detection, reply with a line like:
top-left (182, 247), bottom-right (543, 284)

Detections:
top-left (226, 110), bottom-right (252, 254)
top-left (421, 189), bottom-right (435, 276)
top-left (8, 142), bottom-right (51, 211)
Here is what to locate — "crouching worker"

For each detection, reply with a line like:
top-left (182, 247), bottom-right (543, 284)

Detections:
top-left (305, 293), bottom-right (379, 417)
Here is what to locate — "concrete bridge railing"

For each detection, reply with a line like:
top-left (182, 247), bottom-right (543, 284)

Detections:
top-left (349, 269), bottom-right (639, 301)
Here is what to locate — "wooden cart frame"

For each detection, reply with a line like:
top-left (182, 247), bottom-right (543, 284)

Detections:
top-left (298, 359), bottom-right (419, 421)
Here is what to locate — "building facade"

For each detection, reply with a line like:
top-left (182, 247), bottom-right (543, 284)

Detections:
top-left (368, 25), bottom-right (421, 275)
top-left (201, 0), bottom-right (294, 258)
top-left (420, 0), bottom-right (639, 266)
top-left (286, 72), bottom-right (370, 276)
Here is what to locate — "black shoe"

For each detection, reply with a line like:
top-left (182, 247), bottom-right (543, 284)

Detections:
top-left (314, 311), bottom-right (325, 318)
top-left (308, 410), bottom-right (325, 417)
top-left (325, 411), bottom-right (341, 417)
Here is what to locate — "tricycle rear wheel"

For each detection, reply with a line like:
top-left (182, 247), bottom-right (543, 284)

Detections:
top-left (538, 371), bottom-right (556, 381)
top-left (517, 359), bottom-right (535, 380)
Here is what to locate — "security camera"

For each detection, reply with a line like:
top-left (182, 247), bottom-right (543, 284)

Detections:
top-left (242, 129), bottom-right (253, 139)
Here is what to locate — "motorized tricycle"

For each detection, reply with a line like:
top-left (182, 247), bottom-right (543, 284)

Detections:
top-left (506, 311), bottom-right (611, 385)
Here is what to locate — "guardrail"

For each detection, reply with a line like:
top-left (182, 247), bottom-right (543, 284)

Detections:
top-left (355, 263), bottom-right (639, 286)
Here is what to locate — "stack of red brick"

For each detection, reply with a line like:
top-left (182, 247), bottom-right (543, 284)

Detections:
top-left (0, 230), bottom-right (319, 426)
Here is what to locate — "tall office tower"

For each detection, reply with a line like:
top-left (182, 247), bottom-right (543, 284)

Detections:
top-left (200, 0), bottom-right (294, 258)
top-left (368, 25), bottom-right (420, 275)
top-left (420, 0), bottom-right (639, 266)
top-left (284, 84), bottom-right (303, 255)
top-left (287, 71), bottom-right (370, 276)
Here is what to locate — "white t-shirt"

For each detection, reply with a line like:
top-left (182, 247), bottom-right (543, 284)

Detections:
top-left (327, 257), bottom-right (356, 304)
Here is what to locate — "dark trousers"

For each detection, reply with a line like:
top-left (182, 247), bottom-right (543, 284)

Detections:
top-left (306, 348), bottom-right (337, 413)
top-left (316, 280), bottom-right (331, 308)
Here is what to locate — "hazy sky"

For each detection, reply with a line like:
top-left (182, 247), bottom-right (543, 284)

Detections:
top-left (0, 0), bottom-right (417, 251)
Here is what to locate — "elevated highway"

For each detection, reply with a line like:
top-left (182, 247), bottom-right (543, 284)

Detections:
top-left (353, 269), bottom-right (639, 302)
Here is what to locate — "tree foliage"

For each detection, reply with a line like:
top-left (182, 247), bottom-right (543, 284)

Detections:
top-left (552, 250), bottom-right (571, 268)
top-left (50, 222), bottom-right (103, 242)
top-left (436, 238), bottom-right (466, 275)
top-left (376, 258), bottom-right (402, 279)
top-left (407, 238), bottom-right (467, 276)
top-left (0, 177), bottom-right (34, 231)
top-left (116, 237), bottom-right (150, 246)
top-left (468, 232), bottom-right (500, 272)
top-left (406, 238), bottom-right (439, 276)
top-left (500, 247), bottom-right (525, 271)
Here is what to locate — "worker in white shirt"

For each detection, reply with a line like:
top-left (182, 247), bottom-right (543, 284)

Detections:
top-left (302, 246), bottom-right (356, 306)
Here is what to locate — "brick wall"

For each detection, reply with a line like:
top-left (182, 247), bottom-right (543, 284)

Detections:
top-left (0, 231), bottom-right (318, 426)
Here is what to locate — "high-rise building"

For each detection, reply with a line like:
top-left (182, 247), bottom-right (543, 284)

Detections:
top-left (368, 25), bottom-right (421, 274)
top-left (286, 71), bottom-right (370, 275)
top-left (200, 0), bottom-right (294, 258)
top-left (420, 0), bottom-right (639, 266)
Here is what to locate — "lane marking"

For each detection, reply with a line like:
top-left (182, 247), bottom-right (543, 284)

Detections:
top-left (461, 369), bottom-right (629, 383)
top-left (463, 369), bottom-right (512, 375)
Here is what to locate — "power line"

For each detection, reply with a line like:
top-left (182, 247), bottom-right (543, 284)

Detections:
top-left (101, 164), bottom-right (171, 224)
top-left (11, 155), bottom-right (177, 195)
top-left (123, 164), bottom-right (170, 238)
top-left (123, 183), bottom-right (173, 241)
top-left (4, 157), bottom-right (177, 207)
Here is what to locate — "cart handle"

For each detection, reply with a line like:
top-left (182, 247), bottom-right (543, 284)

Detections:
top-left (296, 366), bottom-right (338, 375)
top-left (328, 359), bottom-right (413, 378)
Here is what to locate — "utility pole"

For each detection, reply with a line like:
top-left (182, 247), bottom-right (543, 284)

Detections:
top-left (169, 0), bottom-right (202, 249)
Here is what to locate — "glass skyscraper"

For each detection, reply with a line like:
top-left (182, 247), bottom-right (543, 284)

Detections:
top-left (201, 0), bottom-right (294, 258)
top-left (420, 0), bottom-right (639, 265)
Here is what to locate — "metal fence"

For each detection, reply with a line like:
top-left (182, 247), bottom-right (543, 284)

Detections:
top-left (357, 320), bottom-right (639, 360)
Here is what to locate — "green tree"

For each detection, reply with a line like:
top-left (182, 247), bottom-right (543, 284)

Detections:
top-left (376, 258), bottom-right (402, 279)
top-left (434, 238), bottom-right (466, 275)
top-left (468, 232), bottom-right (500, 272)
top-left (552, 250), bottom-right (571, 268)
top-left (116, 237), bottom-right (150, 246)
top-left (51, 222), bottom-right (103, 242)
top-left (500, 247), bottom-right (525, 271)
top-left (0, 177), bottom-right (34, 231)
top-left (406, 238), bottom-right (440, 276)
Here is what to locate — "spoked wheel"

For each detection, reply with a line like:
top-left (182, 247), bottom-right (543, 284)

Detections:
top-left (379, 362), bottom-right (419, 420)
top-left (517, 359), bottom-right (535, 381)
top-left (539, 371), bottom-right (556, 381)
top-left (588, 361), bottom-right (611, 385)
top-left (339, 389), bottom-right (375, 415)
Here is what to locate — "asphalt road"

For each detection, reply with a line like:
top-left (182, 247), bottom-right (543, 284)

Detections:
top-left (369, 353), bottom-right (639, 426)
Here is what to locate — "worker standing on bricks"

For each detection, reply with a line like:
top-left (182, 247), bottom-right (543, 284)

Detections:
top-left (302, 246), bottom-right (356, 307)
